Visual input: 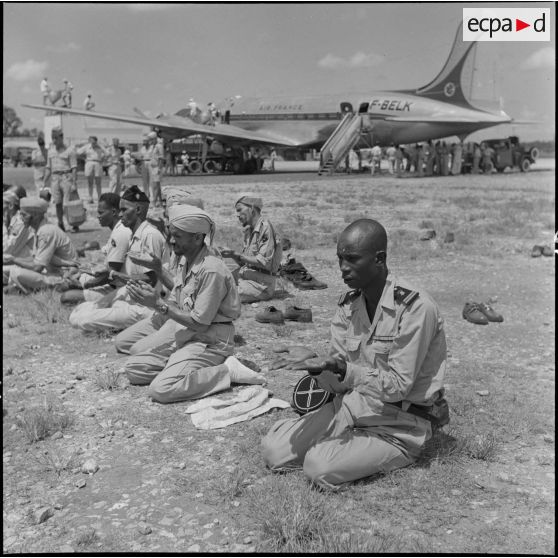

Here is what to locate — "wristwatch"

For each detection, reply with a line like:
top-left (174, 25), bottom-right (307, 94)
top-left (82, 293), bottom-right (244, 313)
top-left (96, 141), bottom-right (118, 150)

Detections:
top-left (155, 300), bottom-right (169, 315)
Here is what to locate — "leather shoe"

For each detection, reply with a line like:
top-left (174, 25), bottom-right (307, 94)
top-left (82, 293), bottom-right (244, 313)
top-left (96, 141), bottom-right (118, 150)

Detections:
top-left (255, 306), bottom-right (285, 324)
top-left (293, 272), bottom-right (328, 290)
top-left (478, 302), bottom-right (503, 323)
top-left (462, 302), bottom-right (489, 325)
top-left (284, 305), bottom-right (312, 322)
top-left (531, 245), bottom-right (543, 257)
top-left (541, 245), bottom-right (554, 257)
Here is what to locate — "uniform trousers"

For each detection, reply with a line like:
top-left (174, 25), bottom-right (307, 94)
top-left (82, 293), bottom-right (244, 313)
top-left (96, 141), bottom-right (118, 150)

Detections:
top-left (261, 396), bottom-right (431, 490)
top-left (141, 162), bottom-right (150, 198)
top-left (33, 167), bottom-right (46, 190)
top-left (238, 267), bottom-right (275, 303)
top-left (51, 174), bottom-right (74, 205)
top-left (5, 265), bottom-right (63, 292)
top-left (69, 295), bottom-right (153, 333)
top-left (125, 322), bottom-right (235, 404)
top-left (115, 315), bottom-right (178, 355)
top-left (108, 164), bottom-right (121, 195)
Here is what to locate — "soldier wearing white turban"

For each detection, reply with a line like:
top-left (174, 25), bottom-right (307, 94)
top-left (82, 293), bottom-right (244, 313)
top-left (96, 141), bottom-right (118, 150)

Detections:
top-left (224, 192), bottom-right (282, 303)
top-left (120, 204), bottom-right (265, 402)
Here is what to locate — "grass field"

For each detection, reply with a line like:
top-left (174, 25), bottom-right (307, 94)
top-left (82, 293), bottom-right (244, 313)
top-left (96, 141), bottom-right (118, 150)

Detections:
top-left (2, 164), bottom-right (555, 554)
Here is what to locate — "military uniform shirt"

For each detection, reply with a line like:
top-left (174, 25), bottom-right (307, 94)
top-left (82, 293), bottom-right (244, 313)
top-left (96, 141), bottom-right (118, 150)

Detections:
top-left (31, 147), bottom-right (47, 168)
top-left (34, 219), bottom-right (78, 270)
top-left (106, 146), bottom-right (122, 166)
top-left (330, 273), bottom-right (447, 415)
top-left (102, 220), bottom-right (131, 265)
top-left (3, 212), bottom-right (34, 257)
top-left (77, 143), bottom-right (106, 163)
top-left (140, 145), bottom-right (151, 162)
top-left (47, 144), bottom-right (77, 172)
top-left (148, 143), bottom-right (165, 168)
top-left (241, 217), bottom-right (282, 273)
top-left (167, 245), bottom-right (241, 326)
top-left (124, 220), bottom-right (166, 276)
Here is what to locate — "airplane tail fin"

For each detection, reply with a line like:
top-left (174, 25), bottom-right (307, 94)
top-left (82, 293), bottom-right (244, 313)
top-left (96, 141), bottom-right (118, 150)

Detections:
top-left (414, 22), bottom-right (478, 109)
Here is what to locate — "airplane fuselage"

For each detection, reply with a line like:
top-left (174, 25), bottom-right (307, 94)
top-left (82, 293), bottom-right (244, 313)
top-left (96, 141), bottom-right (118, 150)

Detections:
top-left (218, 91), bottom-right (511, 147)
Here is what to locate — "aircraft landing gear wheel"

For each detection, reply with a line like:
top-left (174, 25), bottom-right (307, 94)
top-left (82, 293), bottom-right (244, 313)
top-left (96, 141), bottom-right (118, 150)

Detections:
top-left (520, 158), bottom-right (530, 172)
top-left (188, 160), bottom-right (202, 174)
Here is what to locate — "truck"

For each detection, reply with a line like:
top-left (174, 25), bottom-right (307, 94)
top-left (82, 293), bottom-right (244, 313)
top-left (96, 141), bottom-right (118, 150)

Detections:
top-left (462, 136), bottom-right (538, 173)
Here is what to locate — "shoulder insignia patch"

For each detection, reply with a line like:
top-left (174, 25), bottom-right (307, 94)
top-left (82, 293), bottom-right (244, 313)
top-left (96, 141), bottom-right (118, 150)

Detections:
top-left (338, 289), bottom-right (360, 306)
top-left (394, 285), bottom-right (419, 305)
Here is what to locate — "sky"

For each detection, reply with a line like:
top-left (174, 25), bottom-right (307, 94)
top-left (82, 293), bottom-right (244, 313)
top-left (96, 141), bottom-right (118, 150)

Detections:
top-left (3, 2), bottom-right (556, 141)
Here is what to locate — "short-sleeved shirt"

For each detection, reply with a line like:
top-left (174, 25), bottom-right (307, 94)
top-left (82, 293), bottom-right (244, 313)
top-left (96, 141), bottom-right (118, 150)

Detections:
top-left (34, 219), bottom-right (78, 270)
top-left (106, 146), bottom-right (122, 166)
top-left (3, 212), bottom-right (34, 257)
top-left (168, 245), bottom-right (241, 326)
top-left (140, 146), bottom-right (151, 162)
top-left (148, 143), bottom-right (165, 168)
top-left (77, 143), bottom-right (106, 163)
top-left (102, 220), bottom-right (131, 265)
top-left (328, 272), bottom-right (447, 422)
top-left (124, 220), bottom-right (166, 276)
top-left (371, 146), bottom-right (382, 159)
top-left (241, 216), bottom-right (282, 273)
top-left (47, 144), bottom-right (77, 173)
top-left (31, 147), bottom-right (48, 168)
top-left (385, 147), bottom-right (396, 159)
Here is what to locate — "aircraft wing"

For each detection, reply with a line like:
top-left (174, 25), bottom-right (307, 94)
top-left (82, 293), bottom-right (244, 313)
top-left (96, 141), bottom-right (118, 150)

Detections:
top-left (22, 104), bottom-right (299, 147)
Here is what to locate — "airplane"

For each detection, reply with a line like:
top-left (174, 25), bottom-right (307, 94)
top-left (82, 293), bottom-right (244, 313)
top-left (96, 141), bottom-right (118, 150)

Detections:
top-left (23, 22), bottom-right (514, 174)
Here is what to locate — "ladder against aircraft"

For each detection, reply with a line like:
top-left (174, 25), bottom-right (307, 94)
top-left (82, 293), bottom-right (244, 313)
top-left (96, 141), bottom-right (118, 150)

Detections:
top-left (318, 112), bottom-right (367, 175)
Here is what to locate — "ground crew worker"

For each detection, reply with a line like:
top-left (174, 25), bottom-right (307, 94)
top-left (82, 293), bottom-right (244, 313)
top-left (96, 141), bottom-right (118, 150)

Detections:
top-left (3, 198), bottom-right (78, 293)
top-left (433, 141), bottom-right (442, 175)
top-left (472, 143), bottom-right (482, 174)
top-left (122, 204), bottom-right (265, 403)
top-left (425, 140), bottom-right (435, 176)
top-left (69, 185), bottom-right (166, 333)
top-left (61, 79), bottom-right (73, 108)
top-left (451, 142), bottom-right (462, 175)
top-left (107, 138), bottom-right (123, 195)
top-left (261, 218), bottom-right (448, 490)
top-left (416, 143), bottom-right (426, 177)
top-left (440, 141), bottom-right (450, 176)
top-left (3, 190), bottom-right (34, 260)
top-left (394, 145), bottom-right (404, 177)
top-left (43, 127), bottom-right (79, 232)
top-left (481, 143), bottom-right (494, 174)
top-left (147, 132), bottom-right (164, 206)
top-left (269, 149), bottom-right (277, 172)
top-left (223, 193), bottom-right (282, 303)
top-left (40, 77), bottom-right (50, 105)
top-left (31, 133), bottom-right (49, 193)
top-left (385, 144), bottom-right (396, 174)
top-left (60, 193), bottom-right (131, 305)
top-left (77, 136), bottom-right (107, 205)
top-left (139, 136), bottom-right (151, 199)
top-left (83, 93), bottom-right (95, 111)
top-left (370, 143), bottom-right (382, 176)
top-left (123, 147), bottom-right (133, 178)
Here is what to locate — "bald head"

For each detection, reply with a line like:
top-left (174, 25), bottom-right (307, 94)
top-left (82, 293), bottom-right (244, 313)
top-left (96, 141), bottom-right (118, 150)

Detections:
top-left (339, 219), bottom-right (387, 254)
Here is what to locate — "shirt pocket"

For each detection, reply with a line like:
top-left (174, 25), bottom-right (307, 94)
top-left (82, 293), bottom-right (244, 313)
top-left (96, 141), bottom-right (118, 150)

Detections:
top-left (369, 336), bottom-right (395, 365)
top-left (343, 336), bottom-right (362, 360)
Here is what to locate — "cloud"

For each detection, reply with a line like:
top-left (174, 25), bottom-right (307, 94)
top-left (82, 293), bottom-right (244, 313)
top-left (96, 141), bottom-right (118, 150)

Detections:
top-left (46, 42), bottom-right (81, 53)
top-left (5, 59), bottom-right (48, 81)
top-left (163, 83), bottom-right (174, 91)
top-left (132, 87), bottom-right (141, 95)
top-left (22, 85), bottom-right (33, 94)
top-left (128, 4), bottom-right (171, 12)
top-left (318, 51), bottom-right (384, 69)
top-left (103, 88), bottom-right (115, 95)
top-left (520, 47), bottom-right (555, 70)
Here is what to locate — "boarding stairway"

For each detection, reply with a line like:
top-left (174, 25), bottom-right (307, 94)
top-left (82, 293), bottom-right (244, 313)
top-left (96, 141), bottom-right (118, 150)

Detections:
top-left (318, 112), bottom-right (368, 175)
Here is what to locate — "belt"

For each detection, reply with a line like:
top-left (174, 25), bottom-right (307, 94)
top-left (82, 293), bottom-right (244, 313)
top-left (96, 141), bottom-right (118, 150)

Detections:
top-left (391, 401), bottom-right (434, 422)
top-left (52, 170), bottom-right (72, 175)
top-left (212, 321), bottom-right (232, 325)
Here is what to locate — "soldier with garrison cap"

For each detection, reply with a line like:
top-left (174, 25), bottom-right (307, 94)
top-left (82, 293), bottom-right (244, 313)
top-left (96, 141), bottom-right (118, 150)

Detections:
top-left (223, 192), bottom-right (282, 303)
top-left (262, 218), bottom-right (448, 490)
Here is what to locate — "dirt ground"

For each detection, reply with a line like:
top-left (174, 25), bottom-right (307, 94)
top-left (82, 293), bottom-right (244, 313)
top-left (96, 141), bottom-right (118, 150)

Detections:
top-left (2, 163), bottom-right (555, 554)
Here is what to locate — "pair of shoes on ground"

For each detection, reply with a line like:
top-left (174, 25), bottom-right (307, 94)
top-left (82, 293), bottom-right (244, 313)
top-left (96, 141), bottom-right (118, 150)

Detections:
top-left (279, 259), bottom-right (328, 290)
top-left (462, 301), bottom-right (504, 325)
top-left (58, 222), bottom-right (80, 233)
top-left (255, 304), bottom-right (313, 324)
top-left (54, 277), bottom-right (83, 293)
top-left (531, 245), bottom-right (553, 258)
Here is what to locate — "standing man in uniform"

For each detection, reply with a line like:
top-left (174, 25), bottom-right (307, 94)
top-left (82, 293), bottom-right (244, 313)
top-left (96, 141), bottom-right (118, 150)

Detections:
top-left (425, 140), bottom-right (435, 176)
top-left (31, 133), bottom-right (49, 194)
top-left (147, 132), bottom-right (165, 207)
top-left (262, 218), bottom-right (448, 490)
top-left (139, 136), bottom-right (151, 200)
top-left (472, 143), bottom-right (482, 174)
top-left (440, 141), bottom-right (450, 176)
top-left (3, 198), bottom-right (78, 293)
top-left (370, 143), bottom-right (382, 176)
top-left (43, 127), bottom-right (79, 232)
top-left (122, 203), bottom-right (266, 403)
top-left (107, 138), bottom-right (123, 195)
top-left (416, 143), bottom-right (426, 177)
top-left (40, 77), bottom-right (50, 105)
top-left (61, 79), bottom-right (73, 108)
top-left (223, 193), bottom-right (282, 303)
top-left (77, 136), bottom-right (107, 205)
top-left (385, 144), bottom-right (396, 175)
top-left (69, 185), bottom-right (166, 334)
top-left (450, 142), bottom-right (463, 175)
